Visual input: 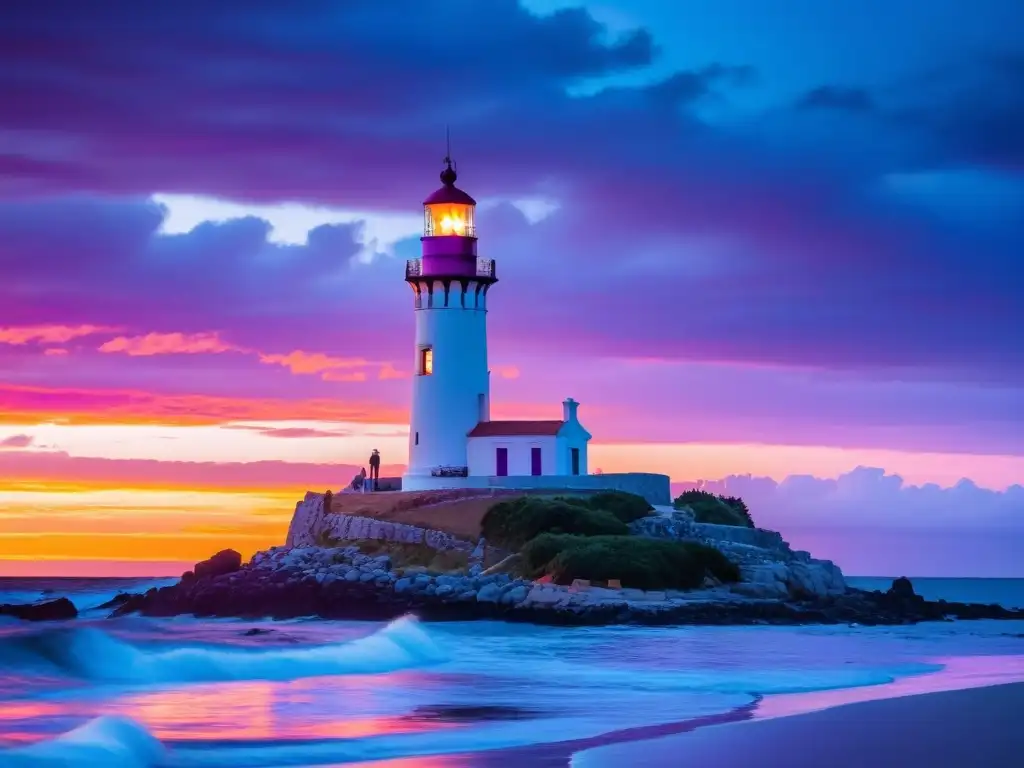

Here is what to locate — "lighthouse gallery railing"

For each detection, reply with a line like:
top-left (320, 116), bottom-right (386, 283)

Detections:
top-left (405, 258), bottom-right (495, 280)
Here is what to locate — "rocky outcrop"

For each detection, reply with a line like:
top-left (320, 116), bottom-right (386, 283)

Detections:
top-left (111, 551), bottom-right (1024, 627)
top-left (0, 597), bottom-right (78, 621)
top-left (631, 509), bottom-right (847, 600)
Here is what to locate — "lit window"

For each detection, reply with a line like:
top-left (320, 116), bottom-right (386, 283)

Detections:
top-left (419, 346), bottom-right (433, 376)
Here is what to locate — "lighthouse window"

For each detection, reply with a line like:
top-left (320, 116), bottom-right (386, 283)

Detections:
top-left (419, 346), bottom-right (433, 376)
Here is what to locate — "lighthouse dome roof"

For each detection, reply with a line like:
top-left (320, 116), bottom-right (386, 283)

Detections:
top-left (423, 161), bottom-right (476, 206)
top-left (423, 185), bottom-right (477, 206)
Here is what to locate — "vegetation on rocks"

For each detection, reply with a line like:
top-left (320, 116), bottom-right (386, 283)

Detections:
top-left (582, 490), bottom-right (654, 524)
top-left (480, 496), bottom-right (630, 549)
top-left (673, 490), bottom-right (755, 527)
top-left (521, 533), bottom-right (740, 591)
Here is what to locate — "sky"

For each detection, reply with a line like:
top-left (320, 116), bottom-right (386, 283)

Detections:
top-left (0, 0), bottom-right (1022, 577)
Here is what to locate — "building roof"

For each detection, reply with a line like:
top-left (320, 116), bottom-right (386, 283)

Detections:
top-left (423, 184), bottom-right (477, 206)
top-left (467, 420), bottom-right (564, 437)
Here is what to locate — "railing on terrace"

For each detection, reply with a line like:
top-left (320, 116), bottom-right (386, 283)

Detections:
top-left (476, 258), bottom-right (496, 278)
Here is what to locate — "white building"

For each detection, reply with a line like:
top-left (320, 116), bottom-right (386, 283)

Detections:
top-left (402, 156), bottom-right (592, 491)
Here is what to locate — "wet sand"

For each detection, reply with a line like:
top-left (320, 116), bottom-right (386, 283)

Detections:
top-left (574, 681), bottom-right (1024, 768)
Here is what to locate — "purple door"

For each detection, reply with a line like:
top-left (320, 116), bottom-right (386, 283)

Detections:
top-left (496, 447), bottom-right (508, 477)
top-left (531, 447), bottom-right (542, 476)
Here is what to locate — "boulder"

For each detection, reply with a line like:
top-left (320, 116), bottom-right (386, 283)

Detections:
top-left (0, 597), bottom-right (78, 621)
top-left (193, 549), bottom-right (243, 580)
top-left (476, 583), bottom-right (503, 603)
top-left (888, 576), bottom-right (916, 600)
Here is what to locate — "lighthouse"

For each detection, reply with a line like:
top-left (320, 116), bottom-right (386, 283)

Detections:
top-left (402, 155), bottom-right (496, 489)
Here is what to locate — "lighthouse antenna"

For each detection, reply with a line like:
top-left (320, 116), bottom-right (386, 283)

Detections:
top-left (444, 125), bottom-right (456, 173)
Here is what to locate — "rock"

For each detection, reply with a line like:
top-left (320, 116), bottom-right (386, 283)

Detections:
top-left (503, 585), bottom-right (529, 605)
top-left (888, 576), bottom-right (916, 600)
top-left (394, 577), bottom-right (413, 594)
top-left (96, 592), bottom-right (133, 610)
top-left (344, 569), bottom-right (360, 582)
top-left (193, 549), bottom-right (242, 580)
top-left (0, 597), bottom-right (78, 621)
top-left (731, 581), bottom-right (789, 599)
top-left (476, 583), bottom-right (503, 603)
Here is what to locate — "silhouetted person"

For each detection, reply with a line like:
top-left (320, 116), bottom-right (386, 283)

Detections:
top-left (368, 449), bottom-right (381, 490)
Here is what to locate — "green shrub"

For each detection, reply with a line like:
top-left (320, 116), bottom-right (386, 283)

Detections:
top-left (521, 533), bottom-right (739, 590)
top-left (673, 490), bottom-right (754, 527)
top-left (481, 497), bottom-right (628, 549)
top-left (581, 490), bottom-right (653, 524)
top-left (520, 533), bottom-right (580, 575)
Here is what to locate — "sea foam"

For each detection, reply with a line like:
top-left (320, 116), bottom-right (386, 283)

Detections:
top-left (1, 716), bottom-right (163, 768)
top-left (1, 615), bottom-right (446, 684)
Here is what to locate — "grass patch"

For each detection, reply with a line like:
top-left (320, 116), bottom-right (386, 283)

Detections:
top-left (673, 490), bottom-right (754, 527)
top-left (521, 533), bottom-right (740, 591)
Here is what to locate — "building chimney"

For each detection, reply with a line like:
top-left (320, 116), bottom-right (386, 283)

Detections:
top-left (562, 397), bottom-right (579, 423)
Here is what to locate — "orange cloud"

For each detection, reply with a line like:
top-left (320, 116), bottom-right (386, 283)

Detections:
top-left (99, 331), bottom-right (244, 356)
top-left (259, 350), bottom-right (369, 376)
top-left (493, 364), bottom-right (520, 379)
top-left (0, 324), bottom-right (119, 346)
top-left (0, 383), bottom-right (406, 427)
top-left (322, 370), bottom-right (368, 382)
top-left (378, 363), bottom-right (408, 380)
top-left (43, 348), bottom-right (69, 357)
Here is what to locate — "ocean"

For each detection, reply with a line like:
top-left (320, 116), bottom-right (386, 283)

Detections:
top-left (1, 576), bottom-right (1023, 766)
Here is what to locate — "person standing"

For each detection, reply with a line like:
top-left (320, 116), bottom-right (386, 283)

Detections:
top-left (368, 449), bottom-right (381, 491)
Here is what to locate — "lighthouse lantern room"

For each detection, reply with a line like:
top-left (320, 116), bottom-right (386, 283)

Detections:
top-left (402, 152), bottom-right (590, 491)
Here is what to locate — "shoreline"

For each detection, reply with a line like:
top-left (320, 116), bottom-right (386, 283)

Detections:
top-left (347, 677), bottom-right (1024, 767)
top-left (572, 681), bottom-right (1024, 768)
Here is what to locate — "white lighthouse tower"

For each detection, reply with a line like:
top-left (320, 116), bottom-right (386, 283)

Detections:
top-left (402, 154), bottom-right (496, 490)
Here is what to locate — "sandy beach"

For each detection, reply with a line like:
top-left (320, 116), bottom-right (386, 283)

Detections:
top-left (574, 682), bottom-right (1024, 768)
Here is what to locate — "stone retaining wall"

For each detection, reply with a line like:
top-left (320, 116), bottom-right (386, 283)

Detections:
top-left (286, 492), bottom-right (473, 552)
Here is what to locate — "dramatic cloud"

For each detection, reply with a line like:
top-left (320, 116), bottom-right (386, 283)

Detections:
top-left (678, 467), bottom-right (1024, 532)
top-left (0, 0), bottom-right (1021, 533)
top-left (675, 467), bottom-right (1024, 576)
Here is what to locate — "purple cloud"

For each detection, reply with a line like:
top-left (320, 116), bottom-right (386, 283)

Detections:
top-left (675, 467), bottom-right (1024, 576)
top-left (0, 434), bottom-right (33, 449)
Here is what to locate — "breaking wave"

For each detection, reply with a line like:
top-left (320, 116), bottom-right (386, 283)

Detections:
top-left (0, 615), bottom-right (446, 684)
top-left (1, 716), bottom-right (163, 768)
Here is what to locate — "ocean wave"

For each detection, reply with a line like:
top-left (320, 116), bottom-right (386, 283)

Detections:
top-left (1, 615), bottom-right (447, 684)
top-left (1, 716), bottom-right (164, 767)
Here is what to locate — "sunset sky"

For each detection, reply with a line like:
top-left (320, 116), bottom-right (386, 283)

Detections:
top-left (1, 0), bottom-right (1022, 577)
